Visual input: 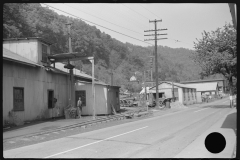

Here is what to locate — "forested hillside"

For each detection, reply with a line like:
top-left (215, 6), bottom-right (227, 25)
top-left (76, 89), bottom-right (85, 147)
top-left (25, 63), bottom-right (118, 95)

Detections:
top-left (4, 3), bottom-right (216, 92)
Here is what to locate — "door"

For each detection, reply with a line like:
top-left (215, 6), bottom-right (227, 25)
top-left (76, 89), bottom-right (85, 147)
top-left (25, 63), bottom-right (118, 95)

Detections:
top-left (48, 90), bottom-right (54, 109)
top-left (75, 90), bottom-right (86, 107)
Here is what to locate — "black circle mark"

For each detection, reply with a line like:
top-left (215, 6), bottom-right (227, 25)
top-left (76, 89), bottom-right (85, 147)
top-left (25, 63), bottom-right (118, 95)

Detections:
top-left (205, 132), bottom-right (226, 154)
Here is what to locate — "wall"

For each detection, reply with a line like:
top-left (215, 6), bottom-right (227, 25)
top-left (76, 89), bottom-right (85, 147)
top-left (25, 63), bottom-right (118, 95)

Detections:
top-left (3, 40), bottom-right (51, 65)
top-left (3, 40), bottom-right (39, 63)
top-left (196, 92), bottom-right (202, 103)
top-left (3, 60), bottom-right (68, 125)
top-left (178, 88), bottom-right (183, 103)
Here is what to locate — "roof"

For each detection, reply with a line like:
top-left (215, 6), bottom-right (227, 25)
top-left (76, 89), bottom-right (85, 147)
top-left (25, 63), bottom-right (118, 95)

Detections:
top-left (54, 62), bottom-right (98, 81)
top-left (48, 52), bottom-right (93, 62)
top-left (181, 79), bottom-right (225, 84)
top-left (3, 48), bottom-right (42, 67)
top-left (3, 37), bottom-right (53, 45)
top-left (149, 81), bottom-right (196, 90)
top-left (184, 82), bottom-right (218, 92)
top-left (76, 80), bottom-right (120, 88)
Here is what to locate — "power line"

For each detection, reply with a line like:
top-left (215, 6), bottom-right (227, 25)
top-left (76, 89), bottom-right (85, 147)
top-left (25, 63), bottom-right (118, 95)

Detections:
top-left (42, 3), bottom-right (154, 46)
top-left (122, 4), bottom-right (150, 21)
top-left (139, 4), bottom-right (161, 20)
top-left (64, 3), bottom-right (143, 36)
top-left (106, 4), bottom-right (149, 29)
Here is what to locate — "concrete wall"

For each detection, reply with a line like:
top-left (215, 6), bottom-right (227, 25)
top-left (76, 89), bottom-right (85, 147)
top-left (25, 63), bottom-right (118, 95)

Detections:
top-left (3, 60), bottom-right (68, 125)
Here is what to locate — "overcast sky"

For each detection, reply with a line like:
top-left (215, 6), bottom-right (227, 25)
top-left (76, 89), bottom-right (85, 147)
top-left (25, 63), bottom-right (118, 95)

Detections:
top-left (41, 3), bottom-right (232, 50)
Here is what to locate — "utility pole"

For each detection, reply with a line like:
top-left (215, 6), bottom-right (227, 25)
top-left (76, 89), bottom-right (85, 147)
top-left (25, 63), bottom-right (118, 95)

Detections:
top-left (144, 19), bottom-right (167, 108)
top-left (66, 21), bottom-right (75, 107)
top-left (144, 70), bottom-right (148, 112)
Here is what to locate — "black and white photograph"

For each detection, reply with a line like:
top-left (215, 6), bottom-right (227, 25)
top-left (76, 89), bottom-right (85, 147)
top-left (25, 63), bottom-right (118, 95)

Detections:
top-left (3, 2), bottom-right (237, 158)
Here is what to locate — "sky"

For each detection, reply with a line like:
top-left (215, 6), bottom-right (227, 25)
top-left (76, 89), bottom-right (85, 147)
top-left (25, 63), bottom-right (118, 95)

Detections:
top-left (41, 3), bottom-right (233, 50)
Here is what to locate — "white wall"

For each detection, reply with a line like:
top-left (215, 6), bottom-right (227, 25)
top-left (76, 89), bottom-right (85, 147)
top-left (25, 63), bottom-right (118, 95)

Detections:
top-left (3, 39), bottom-right (51, 64)
top-left (75, 82), bottom-right (108, 115)
top-left (178, 88), bottom-right (183, 103)
top-left (3, 40), bottom-right (39, 63)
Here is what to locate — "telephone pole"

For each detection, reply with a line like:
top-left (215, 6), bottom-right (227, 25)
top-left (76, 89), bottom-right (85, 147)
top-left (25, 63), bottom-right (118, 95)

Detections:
top-left (144, 19), bottom-right (167, 108)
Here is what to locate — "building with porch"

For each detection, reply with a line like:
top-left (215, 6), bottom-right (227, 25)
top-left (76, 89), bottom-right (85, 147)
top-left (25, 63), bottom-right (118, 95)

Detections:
top-left (181, 80), bottom-right (221, 102)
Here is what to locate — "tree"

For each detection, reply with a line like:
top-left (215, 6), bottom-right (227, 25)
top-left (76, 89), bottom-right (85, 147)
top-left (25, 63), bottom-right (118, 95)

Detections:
top-left (192, 23), bottom-right (236, 99)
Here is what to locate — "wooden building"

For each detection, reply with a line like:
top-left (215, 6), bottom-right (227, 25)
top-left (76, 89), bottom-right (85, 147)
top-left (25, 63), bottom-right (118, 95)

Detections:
top-left (3, 38), bottom-right (120, 126)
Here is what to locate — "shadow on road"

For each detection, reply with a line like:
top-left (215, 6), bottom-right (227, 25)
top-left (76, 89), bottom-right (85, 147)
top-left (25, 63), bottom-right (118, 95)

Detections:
top-left (221, 112), bottom-right (237, 135)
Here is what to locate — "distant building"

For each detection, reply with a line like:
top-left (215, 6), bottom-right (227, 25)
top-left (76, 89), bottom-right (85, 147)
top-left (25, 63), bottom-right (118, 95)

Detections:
top-left (149, 81), bottom-right (197, 105)
top-left (181, 79), bottom-right (226, 102)
top-left (3, 38), bottom-right (120, 126)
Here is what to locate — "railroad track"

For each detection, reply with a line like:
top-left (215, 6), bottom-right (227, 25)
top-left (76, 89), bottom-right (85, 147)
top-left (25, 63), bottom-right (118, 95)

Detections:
top-left (3, 109), bottom-right (152, 142)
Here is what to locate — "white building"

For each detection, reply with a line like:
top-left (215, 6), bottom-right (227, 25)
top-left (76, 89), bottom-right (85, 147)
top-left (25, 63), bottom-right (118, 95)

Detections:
top-left (149, 81), bottom-right (197, 105)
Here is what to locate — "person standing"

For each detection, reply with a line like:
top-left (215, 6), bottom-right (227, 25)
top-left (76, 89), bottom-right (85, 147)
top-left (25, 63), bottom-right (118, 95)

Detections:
top-left (77, 97), bottom-right (82, 118)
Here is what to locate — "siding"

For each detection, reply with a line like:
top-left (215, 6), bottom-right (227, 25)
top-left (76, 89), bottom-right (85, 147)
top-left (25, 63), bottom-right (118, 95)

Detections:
top-left (3, 60), bottom-right (68, 125)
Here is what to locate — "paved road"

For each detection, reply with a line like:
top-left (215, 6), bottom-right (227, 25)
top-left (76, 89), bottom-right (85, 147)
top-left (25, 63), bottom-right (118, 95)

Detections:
top-left (3, 99), bottom-right (236, 158)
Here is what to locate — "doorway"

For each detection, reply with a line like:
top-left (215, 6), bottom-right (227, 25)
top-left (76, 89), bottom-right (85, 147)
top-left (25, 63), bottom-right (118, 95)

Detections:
top-left (48, 90), bottom-right (54, 109)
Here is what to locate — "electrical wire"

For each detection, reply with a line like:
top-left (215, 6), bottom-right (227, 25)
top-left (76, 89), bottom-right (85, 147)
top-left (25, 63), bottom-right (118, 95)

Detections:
top-left (42, 3), bottom-right (154, 46)
top-left (64, 3), bottom-right (143, 36)
top-left (139, 4), bottom-right (162, 20)
top-left (105, 4), bottom-right (149, 29)
top-left (122, 4), bottom-right (150, 21)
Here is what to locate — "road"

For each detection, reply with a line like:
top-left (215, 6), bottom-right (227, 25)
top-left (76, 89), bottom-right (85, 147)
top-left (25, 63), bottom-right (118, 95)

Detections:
top-left (3, 98), bottom-right (236, 158)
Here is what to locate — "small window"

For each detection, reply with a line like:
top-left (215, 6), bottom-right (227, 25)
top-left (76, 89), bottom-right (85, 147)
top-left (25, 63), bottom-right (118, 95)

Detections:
top-left (42, 44), bottom-right (48, 62)
top-left (173, 88), bottom-right (178, 101)
top-left (13, 87), bottom-right (24, 111)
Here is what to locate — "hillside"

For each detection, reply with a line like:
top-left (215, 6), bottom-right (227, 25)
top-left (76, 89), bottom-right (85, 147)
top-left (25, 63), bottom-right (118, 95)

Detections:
top-left (3, 3), bottom-right (206, 92)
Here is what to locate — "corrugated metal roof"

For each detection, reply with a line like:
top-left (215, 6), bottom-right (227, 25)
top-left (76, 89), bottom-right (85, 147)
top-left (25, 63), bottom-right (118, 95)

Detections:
top-left (184, 82), bottom-right (218, 92)
top-left (3, 48), bottom-right (42, 67)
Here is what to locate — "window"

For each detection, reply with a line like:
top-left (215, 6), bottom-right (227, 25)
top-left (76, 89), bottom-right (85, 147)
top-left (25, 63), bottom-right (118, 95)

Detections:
top-left (173, 88), bottom-right (178, 101)
top-left (187, 89), bottom-right (190, 100)
top-left (48, 90), bottom-right (54, 109)
top-left (183, 88), bottom-right (186, 101)
top-left (75, 90), bottom-right (86, 106)
top-left (42, 44), bottom-right (48, 62)
top-left (13, 87), bottom-right (24, 111)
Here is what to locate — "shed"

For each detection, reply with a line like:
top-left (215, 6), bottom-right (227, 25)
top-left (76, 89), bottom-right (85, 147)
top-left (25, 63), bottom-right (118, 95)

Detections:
top-left (75, 81), bottom-right (120, 115)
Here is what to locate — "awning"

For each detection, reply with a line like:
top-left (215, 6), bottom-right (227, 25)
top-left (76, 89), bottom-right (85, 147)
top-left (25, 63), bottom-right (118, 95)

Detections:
top-left (48, 52), bottom-right (93, 62)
